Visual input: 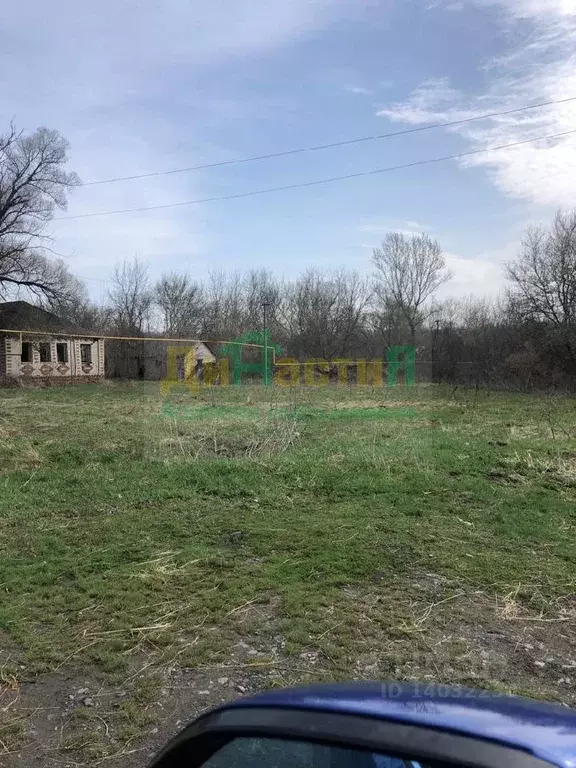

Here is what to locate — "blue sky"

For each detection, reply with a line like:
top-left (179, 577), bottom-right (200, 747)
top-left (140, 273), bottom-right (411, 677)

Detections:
top-left (2, 0), bottom-right (576, 301)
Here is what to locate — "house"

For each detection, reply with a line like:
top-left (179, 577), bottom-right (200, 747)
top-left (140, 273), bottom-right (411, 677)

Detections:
top-left (0, 301), bottom-right (105, 383)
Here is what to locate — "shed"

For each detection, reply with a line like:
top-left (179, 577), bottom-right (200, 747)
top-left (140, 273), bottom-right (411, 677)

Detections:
top-left (105, 338), bottom-right (216, 380)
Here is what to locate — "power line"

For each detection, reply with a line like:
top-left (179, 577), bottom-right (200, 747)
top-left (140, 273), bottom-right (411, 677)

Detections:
top-left (83, 96), bottom-right (576, 186)
top-left (0, 328), bottom-right (265, 347)
top-left (56, 128), bottom-right (576, 221)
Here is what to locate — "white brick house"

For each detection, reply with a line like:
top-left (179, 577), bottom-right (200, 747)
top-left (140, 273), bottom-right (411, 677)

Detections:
top-left (0, 301), bottom-right (105, 383)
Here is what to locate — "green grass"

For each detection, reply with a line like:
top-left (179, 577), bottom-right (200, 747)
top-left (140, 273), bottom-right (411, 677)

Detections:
top-left (1, 381), bottom-right (576, 758)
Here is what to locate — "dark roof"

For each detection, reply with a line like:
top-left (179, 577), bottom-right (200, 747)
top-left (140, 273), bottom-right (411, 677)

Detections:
top-left (0, 301), bottom-right (78, 334)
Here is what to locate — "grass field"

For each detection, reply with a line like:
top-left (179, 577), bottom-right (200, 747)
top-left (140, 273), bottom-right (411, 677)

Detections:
top-left (1, 381), bottom-right (576, 765)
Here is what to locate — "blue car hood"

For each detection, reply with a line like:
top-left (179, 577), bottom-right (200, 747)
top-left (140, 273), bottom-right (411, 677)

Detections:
top-left (227, 682), bottom-right (576, 768)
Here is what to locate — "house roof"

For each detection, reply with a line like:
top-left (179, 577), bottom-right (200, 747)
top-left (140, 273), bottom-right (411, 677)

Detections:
top-left (197, 341), bottom-right (217, 356)
top-left (0, 301), bottom-right (79, 334)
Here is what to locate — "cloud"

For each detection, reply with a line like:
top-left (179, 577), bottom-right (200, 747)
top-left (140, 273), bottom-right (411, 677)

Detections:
top-left (358, 239), bottom-right (507, 297)
top-left (475, 0), bottom-right (576, 19)
top-left (2, 1), bottom-right (368, 81)
top-left (427, 0), bottom-right (465, 11)
top-left (358, 223), bottom-right (508, 298)
top-left (402, 220), bottom-right (429, 231)
top-left (41, 120), bottom-right (212, 289)
top-left (378, 0), bottom-right (576, 207)
top-left (438, 252), bottom-right (505, 298)
top-left (376, 78), bottom-right (479, 123)
top-left (1, 0), bottom-right (374, 287)
top-left (344, 85), bottom-right (374, 95)
top-left (2, 0), bottom-right (375, 128)
top-left (358, 218), bottom-right (431, 235)
top-left (431, 0), bottom-right (576, 17)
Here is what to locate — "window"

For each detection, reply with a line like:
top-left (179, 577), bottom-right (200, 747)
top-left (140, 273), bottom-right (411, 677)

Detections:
top-left (56, 343), bottom-right (68, 363)
top-left (201, 737), bottom-right (427, 768)
top-left (80, 343), bottom-right (92, 364)
top-left (21, 342), bottom-right (32, 363)
top-left (39, 342), bottom-right (51, 362)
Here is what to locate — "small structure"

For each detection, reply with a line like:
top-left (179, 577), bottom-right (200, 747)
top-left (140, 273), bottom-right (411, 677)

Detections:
top-left (106, 339), bottom-right (216, 380)
top-left (176, 342), bottom-right (217, 381)
top-left (194, 341), bottom-right (217, 364)
top-left (0, 301), bottom-right (105, 384)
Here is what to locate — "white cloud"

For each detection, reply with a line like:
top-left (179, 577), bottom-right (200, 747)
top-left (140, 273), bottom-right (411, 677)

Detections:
top-left (43, 121), bottom-right (211, 287)
top-left (378, 0), bottom-right (576, 208)
top-left (356, 222), bottom-right (508, 297)
top-left (376, 78), bottom-right (481, 123)
top-left (358, 218), bottom-right (431, 235)
top-left (1, 1), bottom-right (368, 81)
top-left (1, 0), bottom-right (374, 287)
top-left (427, 0), bottom-right (465, 8)
top-left (477, 0), bottom-right (576, 19)
top-left (432, 0), bottom-right (576, 17)
top-left (438, 252), bottom-right (506, 298)
top-left (402, 220), bottom-right (429, 231)
top-left (357, 241), bottom-right (507, 296)
top-left (344, 85), bottom-right (374, 95)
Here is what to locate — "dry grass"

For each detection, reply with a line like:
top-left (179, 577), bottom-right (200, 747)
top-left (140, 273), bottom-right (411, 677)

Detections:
top-left (157, 415), bottom-right (300, 461)
top-left (1, 382), bottom-right (576, 764)
top-left (503, 450), bottom-right (576, 484)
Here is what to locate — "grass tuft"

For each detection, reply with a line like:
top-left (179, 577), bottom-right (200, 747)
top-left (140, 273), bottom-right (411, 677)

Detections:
top-left (1, 382), bottom-right (576, 761)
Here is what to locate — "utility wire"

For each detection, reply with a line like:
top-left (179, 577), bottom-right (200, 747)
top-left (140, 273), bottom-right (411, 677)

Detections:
top-left (83, 95), bottom-right (576, 186)
top-left (56, 128), bottom-right (576, 221)
top-left (0, 328), bottom-right (264, 347)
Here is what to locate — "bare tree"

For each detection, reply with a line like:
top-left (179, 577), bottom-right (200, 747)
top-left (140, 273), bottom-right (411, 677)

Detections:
top-left (372, 232), bottom-right (452, 345)
top-left (364, 295), bottom-right (409, 354)
top-left (506, 210), bottom-right (576, 327)
top-left (155, 273), bottom-right (203, 336)
top-left (201, 270), bottom-right (245, 340)
top-left (108, 258), bottom-right (152, 334)
top-left (243, 269), bottom-right (281, 333)
top-left (42, 269), bottom-right (109, 332)
top-left (0, 125), bottom-right (80, 298)
top-left (279, 268), bottom-right (370, 359)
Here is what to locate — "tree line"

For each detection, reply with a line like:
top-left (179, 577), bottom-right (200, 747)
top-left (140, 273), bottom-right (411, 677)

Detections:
top-left (2, 125), bottom-right (576, 390)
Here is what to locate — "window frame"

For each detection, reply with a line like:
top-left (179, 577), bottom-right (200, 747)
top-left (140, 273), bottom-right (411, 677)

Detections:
top-left (149, 706), bottom-right (554, 768)
top-left (38, 342), bottom-right (52, 363)
top-left (80, 343), bottom-right (93, 365)
top-left (21, 341), bottom-right (33, 363)
top-left (56, 342), bottom-right (69, 364)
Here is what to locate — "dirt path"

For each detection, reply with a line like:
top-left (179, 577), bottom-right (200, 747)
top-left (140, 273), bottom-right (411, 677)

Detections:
top-left (3, 578), bottom-right (576, 767)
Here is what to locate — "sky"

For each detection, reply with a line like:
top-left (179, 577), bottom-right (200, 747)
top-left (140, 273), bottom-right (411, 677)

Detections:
top-left (2, 0), bottom-right (576, 302)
